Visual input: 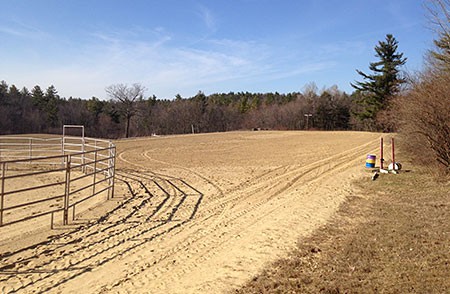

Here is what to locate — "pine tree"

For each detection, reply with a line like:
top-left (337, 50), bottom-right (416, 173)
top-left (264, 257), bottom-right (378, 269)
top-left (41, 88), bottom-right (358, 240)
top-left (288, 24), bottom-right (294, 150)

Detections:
top-left (351, 34), bottom-right (407, 122)
top-left (426, 0), bottom-right (450, 71)
top-left (31, 85), bottom-right (45, 108)
top-left (87, 97), bottom-right (104, 123)
top-left (0, 81), bottom-right (8, 103)
top-left (44, 85), bottom-right (60, 127)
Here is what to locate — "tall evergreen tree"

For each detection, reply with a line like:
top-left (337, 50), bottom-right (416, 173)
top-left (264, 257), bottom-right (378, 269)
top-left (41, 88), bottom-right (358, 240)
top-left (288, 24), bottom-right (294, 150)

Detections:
top-left (351, 34), bottom-right (407, 123)
top-left (87, 97), bottom-right (105, 123)
top-left (44, 85), bottom-right (60, 127)
top-left (31, 85), bottom-right (45, 108)
top-left (428, 0), bottom-right (450, 71)
top-left (0, 81), bottom-right (8, 103)
top-left (432, 33), bottom-right (450, 69)
top-left (8, 85), bottom-right (21, 101)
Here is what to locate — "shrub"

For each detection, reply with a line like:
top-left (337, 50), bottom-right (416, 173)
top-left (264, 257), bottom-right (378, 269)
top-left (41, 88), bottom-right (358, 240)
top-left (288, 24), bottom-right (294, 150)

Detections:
top-left (393, 71), bottom-right (450, 174)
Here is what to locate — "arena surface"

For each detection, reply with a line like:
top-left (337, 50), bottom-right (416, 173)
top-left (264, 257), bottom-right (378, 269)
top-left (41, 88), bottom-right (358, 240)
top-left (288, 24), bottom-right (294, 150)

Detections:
top-left (0, 131), bottom-right (381, 293)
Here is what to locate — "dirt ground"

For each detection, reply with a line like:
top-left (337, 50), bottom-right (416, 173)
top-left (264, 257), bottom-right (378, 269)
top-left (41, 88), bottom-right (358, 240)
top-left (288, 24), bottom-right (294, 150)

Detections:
top-left (236, 150), bottom-right (450, 293)
top-left (0, 131), bottom-right (382, 293)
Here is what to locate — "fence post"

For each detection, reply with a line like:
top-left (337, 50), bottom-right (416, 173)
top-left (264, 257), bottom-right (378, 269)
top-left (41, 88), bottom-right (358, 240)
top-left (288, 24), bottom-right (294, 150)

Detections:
top-left (0, 162), bottom-right (6, 226)
top-left (61, 135), bottom-right (65, 167)
top-left (51, 212), bottom-right (54, 229)
top-left (107, 145), bottom-right (112, 199)
top-left (93, 150), bottom-right (98, 196)
top-left (63, 155), bottom-right (71, 225)
top-left (112, 146), bottom-right (116, 199)
top-left (108, 144), bottom-right (116, 199)
top-left (29, 138), bottom-right (33, 163)
top-left (81, 136), bottom-right (86, 174)
top-left (392, 137), bottom-right (395, 165)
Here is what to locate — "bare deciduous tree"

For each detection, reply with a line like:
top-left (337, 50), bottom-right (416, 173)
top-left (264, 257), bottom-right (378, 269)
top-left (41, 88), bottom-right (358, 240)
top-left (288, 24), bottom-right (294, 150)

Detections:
top-left (392, 0), bottom-right (450, 174)
top-left (394, 72), bottom-right (450, 172)
top-left (426, 0), bottom-right (450, 70)
top-left (106, 83), bottom-right (145, 138)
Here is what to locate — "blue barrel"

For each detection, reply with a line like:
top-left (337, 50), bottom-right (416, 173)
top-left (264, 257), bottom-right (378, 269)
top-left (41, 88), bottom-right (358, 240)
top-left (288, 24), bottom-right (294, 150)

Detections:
top-left (365, 154), bottom-right (376, 168)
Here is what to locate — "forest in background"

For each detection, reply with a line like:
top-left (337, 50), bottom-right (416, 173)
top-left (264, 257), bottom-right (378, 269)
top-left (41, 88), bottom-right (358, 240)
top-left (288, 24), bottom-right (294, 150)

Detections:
top-left (1, 0), bottom-right (448, 173)
top-left (0, 30), bottom-right (406, 138)
top-left (0, 82), bottom-right (360, 138)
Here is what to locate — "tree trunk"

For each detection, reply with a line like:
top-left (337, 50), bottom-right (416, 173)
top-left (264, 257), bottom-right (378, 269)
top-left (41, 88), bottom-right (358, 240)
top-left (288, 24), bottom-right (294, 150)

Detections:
top-left (125, 114), bottom-right (131, 138)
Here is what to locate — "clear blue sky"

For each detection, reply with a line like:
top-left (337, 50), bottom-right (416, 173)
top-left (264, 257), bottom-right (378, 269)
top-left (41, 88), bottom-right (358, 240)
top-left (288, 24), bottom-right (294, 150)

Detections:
top-left (0, 0), bottom-right (434, 99)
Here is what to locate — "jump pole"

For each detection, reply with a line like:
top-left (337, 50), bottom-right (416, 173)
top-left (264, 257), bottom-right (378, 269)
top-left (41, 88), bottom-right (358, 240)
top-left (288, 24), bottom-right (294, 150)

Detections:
top-left (380, 138), bottom-right (384, 170)
top-left (392, 138), bottom-right (395, 165)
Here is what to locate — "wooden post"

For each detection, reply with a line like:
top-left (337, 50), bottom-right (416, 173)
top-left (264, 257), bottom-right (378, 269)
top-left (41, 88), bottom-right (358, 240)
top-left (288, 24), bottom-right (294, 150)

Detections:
top-left (380, 137), bottom-right (384, 169)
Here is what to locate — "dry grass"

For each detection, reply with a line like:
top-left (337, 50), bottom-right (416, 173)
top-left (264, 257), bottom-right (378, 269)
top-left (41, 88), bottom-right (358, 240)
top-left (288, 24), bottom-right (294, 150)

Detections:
top-left (235, 152), bottom-right (450, 293)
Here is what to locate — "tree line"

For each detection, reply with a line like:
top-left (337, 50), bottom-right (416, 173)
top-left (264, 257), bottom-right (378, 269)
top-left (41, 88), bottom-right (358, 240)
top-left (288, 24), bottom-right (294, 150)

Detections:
top-left (0, 81), bottom-right (363, 138)
top-left (1, 0), bottom-right (448, 173)
top-left (1, 30), bottom-right (408, 139)
top-left (0, 0), bottom-right (450, 173)
top-left (0, 29), bottom-right (407, 138)
top-left (391, 0), bottom-right (450, 173)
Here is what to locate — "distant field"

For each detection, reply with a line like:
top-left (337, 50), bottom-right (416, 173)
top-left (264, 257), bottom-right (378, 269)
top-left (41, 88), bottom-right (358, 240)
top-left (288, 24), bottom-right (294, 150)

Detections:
top-left (0, 131), bottom-right (382, 293)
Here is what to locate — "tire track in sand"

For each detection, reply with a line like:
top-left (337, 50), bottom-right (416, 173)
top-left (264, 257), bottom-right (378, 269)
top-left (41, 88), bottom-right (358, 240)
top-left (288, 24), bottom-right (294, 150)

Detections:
top-left (0, 134), bottom-right (381, 293)
top-left (0, 170), bottom-right (203, 293)
top-left (97, 136), bottom-right (381, 293)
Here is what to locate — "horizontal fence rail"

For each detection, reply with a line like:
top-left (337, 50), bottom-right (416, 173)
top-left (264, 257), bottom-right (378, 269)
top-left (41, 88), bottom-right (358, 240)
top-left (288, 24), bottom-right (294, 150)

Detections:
top-left (0, 135), bottom-right (116, 228)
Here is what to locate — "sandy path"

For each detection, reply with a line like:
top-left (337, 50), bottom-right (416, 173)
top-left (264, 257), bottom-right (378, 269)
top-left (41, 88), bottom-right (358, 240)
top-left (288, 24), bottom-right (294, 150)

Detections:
top-left (0, 131), bottom-right (380, 293)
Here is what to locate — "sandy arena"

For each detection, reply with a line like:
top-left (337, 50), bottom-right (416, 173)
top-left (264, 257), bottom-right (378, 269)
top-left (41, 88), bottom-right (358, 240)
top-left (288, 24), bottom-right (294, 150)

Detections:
top-left (0, 131), bottom-right (381, 293)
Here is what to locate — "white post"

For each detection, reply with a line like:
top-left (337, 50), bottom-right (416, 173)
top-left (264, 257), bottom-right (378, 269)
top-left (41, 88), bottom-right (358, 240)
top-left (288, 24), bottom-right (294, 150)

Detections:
top-left (304, 114), bottom-right (312, 130)
top-left (61, 132), bottom-right (65, 166)
top-left (64, 155), bottom-right (71, 225)
top-left (93, 150), bottom-right (97, 196)
top-left (81, 126), bottom-right (86, 173)
top-left (108, 144), bottom-right (116, 199)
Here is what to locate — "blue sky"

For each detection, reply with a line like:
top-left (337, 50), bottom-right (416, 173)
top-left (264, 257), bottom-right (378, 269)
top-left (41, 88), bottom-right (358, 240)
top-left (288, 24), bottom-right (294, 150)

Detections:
top-left (0, 0), bottom-right (434, 99)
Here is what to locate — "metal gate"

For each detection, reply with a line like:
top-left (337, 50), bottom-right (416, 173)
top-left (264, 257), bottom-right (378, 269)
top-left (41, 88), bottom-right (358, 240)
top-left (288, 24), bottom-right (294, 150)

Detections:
top-left (0, 130), bottom-right (116, 228)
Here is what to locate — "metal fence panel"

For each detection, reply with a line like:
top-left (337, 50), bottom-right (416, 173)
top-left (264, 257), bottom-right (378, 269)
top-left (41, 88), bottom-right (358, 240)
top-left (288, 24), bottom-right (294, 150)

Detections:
top-left (0, 135), bottom-right (116, 228)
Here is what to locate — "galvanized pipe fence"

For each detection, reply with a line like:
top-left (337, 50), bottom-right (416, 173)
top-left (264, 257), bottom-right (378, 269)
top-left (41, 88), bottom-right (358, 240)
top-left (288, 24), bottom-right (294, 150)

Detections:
top-left (0, 135), bottom-right (116, 228)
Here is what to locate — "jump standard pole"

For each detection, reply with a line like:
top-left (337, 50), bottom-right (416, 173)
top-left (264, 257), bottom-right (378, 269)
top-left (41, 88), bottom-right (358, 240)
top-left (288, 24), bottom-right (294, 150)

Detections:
top-left (392, 137), bottom-right (395, 166)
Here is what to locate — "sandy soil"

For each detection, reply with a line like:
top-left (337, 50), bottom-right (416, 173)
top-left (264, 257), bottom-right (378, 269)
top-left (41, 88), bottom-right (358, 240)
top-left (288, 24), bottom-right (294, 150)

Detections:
top-left (0, 131), bottom-right (381, 293)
